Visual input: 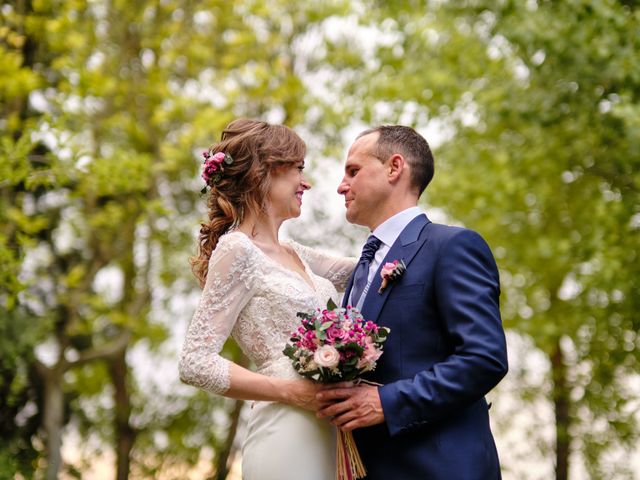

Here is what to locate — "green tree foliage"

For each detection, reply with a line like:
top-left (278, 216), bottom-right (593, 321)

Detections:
top-left (2, 0), bottom-right (638, 479)
top-left (1, 2), bottom-right (55, 476)
top-left (0, 0), bottom-right (354, 478)
top-left (439, 3), bottom-right (640, 479)
top-left (352, 1), bottom-right (640, 478)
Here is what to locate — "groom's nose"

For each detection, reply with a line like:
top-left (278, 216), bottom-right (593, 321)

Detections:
top-left (337, 178), bottom-right (349, 195)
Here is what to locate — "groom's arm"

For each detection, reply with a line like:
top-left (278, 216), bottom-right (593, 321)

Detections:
top-left (378, 228), bottom-right (508, 435)
top-left (317, 229), bottom-right (508, 434)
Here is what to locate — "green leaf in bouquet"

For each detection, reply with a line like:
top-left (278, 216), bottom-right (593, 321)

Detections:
top-left (326, 298), bottom-right (338, 310)
top-left (341, 343), bottom-right (364, 355)
top-left (283, 344), bottom-right (297, 359)
top-left (319, 321), bottom-right (333, 331)
top-left (376, 327), bottom-right (390, 341)
top-left (344, 356), bottom-right (359, 367)
top-left (341, 368), bottom-right (359, 382)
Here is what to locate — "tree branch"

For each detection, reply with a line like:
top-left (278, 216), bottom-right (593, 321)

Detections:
top-left (70, 331), bottom-right (131, 367)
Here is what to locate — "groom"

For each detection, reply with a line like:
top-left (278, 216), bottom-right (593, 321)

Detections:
top-left (317, 125), bottom-right (508, 479)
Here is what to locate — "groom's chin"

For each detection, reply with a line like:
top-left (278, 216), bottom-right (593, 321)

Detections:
top-left (345, 210), bottom-right (362, 226)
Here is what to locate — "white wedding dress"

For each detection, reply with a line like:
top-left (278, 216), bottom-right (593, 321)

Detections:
top-left (179, 231), bottom-right (356, 480)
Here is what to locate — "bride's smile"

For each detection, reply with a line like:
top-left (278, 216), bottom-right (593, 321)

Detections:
top-left (268, 161), bottom-right (311, 220)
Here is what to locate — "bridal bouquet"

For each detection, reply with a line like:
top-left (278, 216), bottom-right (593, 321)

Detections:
top-left (283, 299), bottom-right (390, 480)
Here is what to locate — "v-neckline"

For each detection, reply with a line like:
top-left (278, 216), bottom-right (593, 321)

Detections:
top-left (232, 231), bottom-right (317, 293)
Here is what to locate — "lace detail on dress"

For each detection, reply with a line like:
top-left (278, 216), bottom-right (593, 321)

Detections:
top-left (179, 233), bottom-right (259, 394)
top-left (179, 232), bottom-right (352, 395)
top-left (286, 240), bottom-right (356, 292)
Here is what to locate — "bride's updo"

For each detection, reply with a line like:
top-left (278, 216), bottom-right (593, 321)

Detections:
top-left (190, 118), bottom-right (306, 287)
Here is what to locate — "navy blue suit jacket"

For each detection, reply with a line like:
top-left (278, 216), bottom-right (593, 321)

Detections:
top-left (343, 214), bottom-right (508, 480)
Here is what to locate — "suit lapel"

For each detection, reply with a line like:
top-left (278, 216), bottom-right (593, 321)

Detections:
top-left (361, 214), bottom-right (431, 322)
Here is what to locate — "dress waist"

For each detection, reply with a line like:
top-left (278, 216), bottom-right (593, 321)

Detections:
top-left (256, 356), bottom-right (300, 380)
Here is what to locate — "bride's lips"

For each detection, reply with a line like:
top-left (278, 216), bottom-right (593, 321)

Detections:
top-left (295, 191), bottom-right (304, 205)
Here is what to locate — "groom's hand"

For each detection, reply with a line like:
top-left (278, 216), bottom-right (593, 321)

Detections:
top-left (315, 384), bottom-right (384, 431)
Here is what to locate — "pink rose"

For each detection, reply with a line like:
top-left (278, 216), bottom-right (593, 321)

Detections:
top-left (358, 339), bottom-right (383, 371)
top-left (211, 152), bottom-right (225, 164)
top-left (314, 345), bottom-right (340, 369)
top-left (326, 326), bottom-right (347, 342)
top-left (323, 310), bottom-right (338, 321)
top-left (381, 260), bottom-right (399, 278)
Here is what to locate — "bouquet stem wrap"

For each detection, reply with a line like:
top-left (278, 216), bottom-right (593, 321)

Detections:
top-left (337, 430), bottom-right (366, 480)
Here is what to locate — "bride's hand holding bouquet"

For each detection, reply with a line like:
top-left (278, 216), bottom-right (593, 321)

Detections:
top-left (283, 299), bottom-right (390, 480)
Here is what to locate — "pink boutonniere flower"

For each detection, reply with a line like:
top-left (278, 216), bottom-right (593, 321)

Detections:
top-left (378, 259), bottom-right (407, 293)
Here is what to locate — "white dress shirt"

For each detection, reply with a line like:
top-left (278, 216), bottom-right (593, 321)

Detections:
top-left (350, 206), bottom-right (424, 309)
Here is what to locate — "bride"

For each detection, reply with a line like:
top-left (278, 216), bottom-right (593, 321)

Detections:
top-left (179, 118), bottom-right (356, 479)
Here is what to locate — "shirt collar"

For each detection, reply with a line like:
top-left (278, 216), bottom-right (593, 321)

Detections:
top-left (372, 206), bottom-right (423, 248)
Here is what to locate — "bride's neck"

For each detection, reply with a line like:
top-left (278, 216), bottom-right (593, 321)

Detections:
top-left (238, 212), bottom-right (283, 247)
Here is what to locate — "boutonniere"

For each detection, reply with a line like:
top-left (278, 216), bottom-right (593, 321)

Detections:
top-left (378, 259), bottom-right (406, 293)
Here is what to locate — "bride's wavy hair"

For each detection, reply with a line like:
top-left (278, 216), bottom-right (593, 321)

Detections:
top-left (190, 118), bottom-right (306, 287)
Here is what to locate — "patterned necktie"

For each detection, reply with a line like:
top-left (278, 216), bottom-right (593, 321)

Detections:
top-left (350, 235), bottom-right (382, 306)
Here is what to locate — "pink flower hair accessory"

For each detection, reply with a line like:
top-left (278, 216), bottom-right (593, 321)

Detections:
top-left (200, 150), bottom-right (234, 192)
top-left (378, 259), bottom-right (406, 293)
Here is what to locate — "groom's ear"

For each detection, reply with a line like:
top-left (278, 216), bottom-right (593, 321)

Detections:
top-left (387, 154), bottom-right (407, 184)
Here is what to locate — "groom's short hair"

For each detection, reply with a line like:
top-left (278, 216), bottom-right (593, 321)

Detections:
top-left (358, 125), bottom-right (434, 196)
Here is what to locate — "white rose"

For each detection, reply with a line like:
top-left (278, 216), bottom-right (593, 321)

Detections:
top-left (313, 345), bottom-right (340, 369)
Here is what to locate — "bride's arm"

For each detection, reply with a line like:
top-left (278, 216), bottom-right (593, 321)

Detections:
top-left (225, 363), bottom-right (323, 410)
top-left (288, 240), bottom-right (357, 291)
top-left (179, 235), bottom-right (323, 411)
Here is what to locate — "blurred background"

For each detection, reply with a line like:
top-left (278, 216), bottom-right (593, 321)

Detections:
top-left (1, 0), bottom-right (639, 479)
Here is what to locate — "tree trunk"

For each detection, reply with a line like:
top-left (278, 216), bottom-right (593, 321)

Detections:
top-left (109, 350), bottom-right (136, 480)
top-left (551, 339), bottom-right (570, 480)
top-left (214, 400), bottom-right (245, 480)
top-left (38, 363), bottom-right (65, 480)
top-left (34, 333), bottom-right (131, 480)
top-left (213, 353), bottom-right (249, 480)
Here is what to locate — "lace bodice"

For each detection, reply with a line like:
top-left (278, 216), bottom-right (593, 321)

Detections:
top-left (179, 231), bottom-right (356, 395)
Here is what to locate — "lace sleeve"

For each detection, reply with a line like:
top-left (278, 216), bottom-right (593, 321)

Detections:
top-left (288, 240), bottom-right (357, 292)
top-left (179, 234), bottom-right (258, 395)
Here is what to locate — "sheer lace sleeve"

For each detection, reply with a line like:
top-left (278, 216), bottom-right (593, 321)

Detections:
top-left (287, 240), bottom-right (357, 292)
top-left (179, 233), bottom-right (258, 395)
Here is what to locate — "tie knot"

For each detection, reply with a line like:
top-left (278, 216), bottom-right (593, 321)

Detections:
top-left (360, 235), bottom-right (381, 263)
